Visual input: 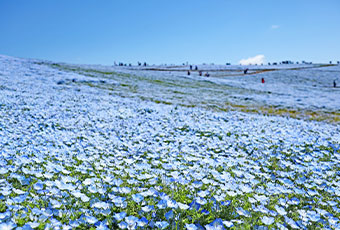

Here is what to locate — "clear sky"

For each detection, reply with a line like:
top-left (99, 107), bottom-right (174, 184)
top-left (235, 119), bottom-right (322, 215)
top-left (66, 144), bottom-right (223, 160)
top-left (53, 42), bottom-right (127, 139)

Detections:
top-left (0, 0), bottom-right (339, 65)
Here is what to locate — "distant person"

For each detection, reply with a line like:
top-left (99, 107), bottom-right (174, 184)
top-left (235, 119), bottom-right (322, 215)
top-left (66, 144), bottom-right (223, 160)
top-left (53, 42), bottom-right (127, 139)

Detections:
top-left (144, 62), bottom-right (147, 66)
top-left (199, 71), bottom-right (202, 76)
top-left (244, 68), bottom-right (249, 74)
top-left (261, 78), bottom-right (265, 83)
top-left (190, 65), bottom-right (193, 70)
top-left (205, 72), bottom-right (210, 77)
top-left (187, 71), bottom-right (190, 75)
top-left (334, 80), bottom-right (337, 88)
top-left (195, 66), bottom-right (198, 71)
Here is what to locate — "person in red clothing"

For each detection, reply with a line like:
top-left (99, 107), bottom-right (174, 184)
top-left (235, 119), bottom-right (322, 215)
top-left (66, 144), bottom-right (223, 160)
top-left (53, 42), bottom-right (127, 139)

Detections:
top-left (261, 78), bottom-right (265, 83)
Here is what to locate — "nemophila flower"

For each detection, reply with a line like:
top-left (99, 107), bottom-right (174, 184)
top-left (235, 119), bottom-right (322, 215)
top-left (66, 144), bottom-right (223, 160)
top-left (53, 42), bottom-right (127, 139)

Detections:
top-left (261, 216), bottom-right (274, 225)
top-left (0, 222), bottom-right (17, 230)
top-left (92, 201), bottom-right (110, 209)
top-left (205, 218), bottom-right (225, 230)
top-left (221, 200), bottom-right (231, 206)
top-left (149, 178), bottom-right (158, 185)
top-left (185, 223), bottom-right (198, 230)
top-left (257, 205), bottom-right (270, 214)
top-left (0, 211), bottom-right (11, 221)
top-left (132, 193), bottom-right (143, 203)
top-left (192, 181), bottom-right (203, 188)
top-left (254, 195), bottom-right (269, 204)
top-left (226, 190), bottom-right (237, 197)
top-left (137, 217), bottom-right (148, 227)
top-left (240, 184), bottom-right (252, 193)
top-left (80, 194), bottom-right (90, 202)
top-left (69, 220), bottom-right (80, 228)
top-left (114, 212), bottom-right (127, 221)
top-left (157, 199), bottom-right (167, 209)
top-left (236, 207), bottom-right (250, 217)
top-left (12, 188), bottom-right (25, 195)
top-left (85, 216), bottom-right (98, 225)
top-left (167, 199), bottom-right (178, 208)
top-left (288, 197), bottom-right (300, 205)
top-left (120, 187), bottom-right (131, 194)
top-left (249, 197), bottom-right (257, 203)
top-left (328, 216), bottom-right (339, 225)
top-left (165, 210), bottom-right (174, 220)
top-left (141, 205), bottom-right (154, 212)
top-left (284, 216), bottom-right (299, 229)
top-left (1, 188), bottom-right (11, 196)
top-left (118, 221), bottom-right (128, 229)
top-left (269, 210), bottom-right (277, 217)
top-left (201, 209), bottom-right (210, 215)
top-left (17, 223), bottom-right (35, 230)
top-left (125, 215), bottom-right (139, 227)
top-left (31, 207), bottom-right (42, 216)
top-left (177, 202), bottom-right (189, 210)
top-left (189, 200), bottom-right (201, 211)
top-left (307, 210), bottom-right (320, 222)
top-left (278, 198), bottom-right (288, 207)
top-left (112, 196), bottom-right (126, 207)
top-left (214, 194), bottom-right (226, 202)
top-left (223, 221), bottom-right (233, 228)
top-left (88, 185), bottom-right (98, 193)
top-left (27, 222), bottom-right (40, 228)
top-left (12, 194), bottom-right (27, 203)
top-left (276, 223), bottom-right (288, 230)
top-left (197, 190), bottom-right (209, 197)
top-left (155, 221), bottom-right (169, 229)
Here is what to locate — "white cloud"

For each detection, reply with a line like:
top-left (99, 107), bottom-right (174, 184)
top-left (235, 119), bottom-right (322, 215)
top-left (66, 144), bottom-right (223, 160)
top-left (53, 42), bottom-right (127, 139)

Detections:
top-left (271, 25), bottom-right (279, 29)
top-left (239, 55), bottom-right (265, 65)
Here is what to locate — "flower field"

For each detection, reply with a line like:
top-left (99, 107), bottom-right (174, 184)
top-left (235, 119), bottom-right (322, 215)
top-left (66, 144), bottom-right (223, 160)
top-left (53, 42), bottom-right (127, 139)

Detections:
top-left (1, 55), bottom-right (340, 229)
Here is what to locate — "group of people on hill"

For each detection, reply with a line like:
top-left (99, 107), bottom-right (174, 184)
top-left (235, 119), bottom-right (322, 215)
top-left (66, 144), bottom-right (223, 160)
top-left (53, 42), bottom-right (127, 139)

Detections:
top-left (137, 62), bottom-right (148, 67)
top-left (187, 66), bottom-right (210, 77)
top-left (189, 65), bottom-right (198, 71)
top-left (114, 62), bottom-right (148, 67)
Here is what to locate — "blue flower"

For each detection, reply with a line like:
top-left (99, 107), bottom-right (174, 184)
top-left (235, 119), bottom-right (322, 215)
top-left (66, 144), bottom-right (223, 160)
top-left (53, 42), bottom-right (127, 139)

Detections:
top-left (96, 222), bottom-right (110, 230)
top-left (201, 209), bottom-right (210, 215)
top-left (114, 212), bottom-right (127, 221)
top-left (155, 221), bottom-right (169, 229)
top-left (284, 216), bottom-right (299, 229)
top-left (33, 182), bottom-right (44, 190)
top-left (189, 200), bottom-right (201, 211)
top-left (157, 199), bottom-right (167, 209)
top-left (85, 215), bottom-right (98, 225)
top-left (137, 217), bottom-right (148, 227)
top-left (0, 221), bottom-right (17, 230)
top-left (178, 202), bottom-right (189, 210)
top-left (141, 205), bottom-right (154, 212)
top-left (261, 216), bottom-right (274, 225)
top-left (205, 218), bottom-right (225, 230)
top-left (125, 215), bottom-right (139, 226)
top-left (185, 223), bottom-right (198, 230)
top-left (132, 193), bottom-right (144, 203)
top-left (223, 221), bottom-right (233, 228)
top-left (165, 210), bottom-right (174, 220)
top-left (221, 200), bottom-right (231, 206)
top-left (275, 205), bottom-right (287, 216)
top-left (118, 221), bottom-right (128, 229)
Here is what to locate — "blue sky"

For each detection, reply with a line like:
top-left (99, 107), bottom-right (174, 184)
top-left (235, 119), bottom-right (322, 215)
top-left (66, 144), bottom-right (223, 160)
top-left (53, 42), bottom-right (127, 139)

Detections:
top-left (0, 0), bottom-right (339, 65)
